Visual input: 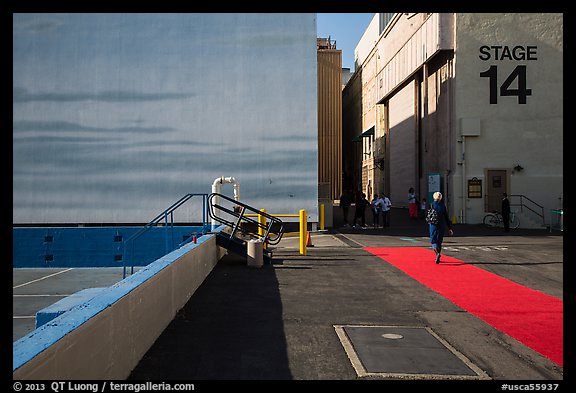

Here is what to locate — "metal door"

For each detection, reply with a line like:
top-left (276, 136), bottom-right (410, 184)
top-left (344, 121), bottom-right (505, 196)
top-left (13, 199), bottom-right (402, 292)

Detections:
top-left (485, 170), bottom-right (507, 212)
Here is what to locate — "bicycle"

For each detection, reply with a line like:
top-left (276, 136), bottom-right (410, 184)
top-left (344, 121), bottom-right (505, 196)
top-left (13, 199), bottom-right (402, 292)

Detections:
top-left (482, 210), bottom-right (520, 229)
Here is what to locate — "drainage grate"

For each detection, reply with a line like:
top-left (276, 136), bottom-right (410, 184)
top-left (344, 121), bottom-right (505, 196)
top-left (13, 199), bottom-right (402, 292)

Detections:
top-left (332, 233), bottom-right (363, 248)
top-left (334, 325), bottom-right (489, 380)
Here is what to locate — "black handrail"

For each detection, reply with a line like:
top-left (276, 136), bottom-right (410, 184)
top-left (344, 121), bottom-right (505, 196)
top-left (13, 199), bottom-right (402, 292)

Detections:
top-left (510, 194), bottom-right (545, 226)
top-left (122, 193), bottom-right (209, 278)
top-left (207, 192), bottom-right (284, 245)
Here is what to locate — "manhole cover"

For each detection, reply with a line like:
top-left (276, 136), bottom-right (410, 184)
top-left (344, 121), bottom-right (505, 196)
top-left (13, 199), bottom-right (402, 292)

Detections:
top-left (334, 325), bottom-right (489, 379)
top-left (381, 333), bottom-right (403, 339)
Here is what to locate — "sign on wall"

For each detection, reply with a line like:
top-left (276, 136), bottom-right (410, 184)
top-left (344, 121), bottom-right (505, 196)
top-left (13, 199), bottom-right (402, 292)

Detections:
top-left (467, 177), bottom-right (482, 198)
top-left (427, 173), bottom-right (442, 203)
top-left (479, 45), bottom-right (537, 104)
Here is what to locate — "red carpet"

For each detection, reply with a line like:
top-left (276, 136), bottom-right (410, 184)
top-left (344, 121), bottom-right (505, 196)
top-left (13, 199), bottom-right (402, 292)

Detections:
top-left (364, 247), bottom-right (563, 367)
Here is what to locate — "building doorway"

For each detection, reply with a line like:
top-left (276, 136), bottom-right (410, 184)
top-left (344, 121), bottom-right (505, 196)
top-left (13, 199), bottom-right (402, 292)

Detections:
top-left (485, 169), bottom-right (508, 212)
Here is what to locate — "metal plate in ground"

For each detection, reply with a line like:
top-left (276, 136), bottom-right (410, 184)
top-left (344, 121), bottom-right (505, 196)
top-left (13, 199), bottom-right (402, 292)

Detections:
top-left (335, 325), bottom-right (489, 380)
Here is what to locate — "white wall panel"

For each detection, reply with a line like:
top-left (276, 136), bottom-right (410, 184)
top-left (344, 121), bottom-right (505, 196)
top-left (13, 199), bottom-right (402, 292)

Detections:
top-left (13, 13), bottom-right (319, 223)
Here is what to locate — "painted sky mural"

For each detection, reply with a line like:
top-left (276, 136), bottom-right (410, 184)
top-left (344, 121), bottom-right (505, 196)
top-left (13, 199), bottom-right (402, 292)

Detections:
top-left (13, 13), bottom-right (318, 223)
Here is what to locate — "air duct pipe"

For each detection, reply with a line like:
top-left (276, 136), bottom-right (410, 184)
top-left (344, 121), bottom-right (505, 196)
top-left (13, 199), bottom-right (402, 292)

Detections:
top-left (211, 176), bottom-right (241, 228)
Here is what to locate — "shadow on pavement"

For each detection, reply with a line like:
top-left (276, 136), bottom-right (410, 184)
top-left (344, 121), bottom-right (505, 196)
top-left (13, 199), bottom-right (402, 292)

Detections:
top-left (129, 253), bottom-right (292, 380)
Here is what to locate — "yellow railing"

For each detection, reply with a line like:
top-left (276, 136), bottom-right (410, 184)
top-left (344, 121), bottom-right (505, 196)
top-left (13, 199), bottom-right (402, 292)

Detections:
top-left (246, 204), bottom-right (326, 256)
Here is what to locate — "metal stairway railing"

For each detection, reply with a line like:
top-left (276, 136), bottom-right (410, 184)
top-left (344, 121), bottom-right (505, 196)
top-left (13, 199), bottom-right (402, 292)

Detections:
top-left (510, 194), bottom-right (546, 227)
top-left (207, 192), bottom-right (284, 262)
top-left (121, 193), bottom-right (209, 278)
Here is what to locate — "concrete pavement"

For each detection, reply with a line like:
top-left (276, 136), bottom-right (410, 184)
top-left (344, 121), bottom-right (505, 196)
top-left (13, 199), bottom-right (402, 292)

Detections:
top-left (13, 267), bottom-right (142, 342)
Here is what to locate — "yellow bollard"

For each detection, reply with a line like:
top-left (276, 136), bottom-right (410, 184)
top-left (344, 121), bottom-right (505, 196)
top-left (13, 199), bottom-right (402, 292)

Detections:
top-left (299, 209), bottom-right (307, 256)
top-left (259, 209), bottom-right (267, 249)
top-left (319, 204), bottom-right (325, 230)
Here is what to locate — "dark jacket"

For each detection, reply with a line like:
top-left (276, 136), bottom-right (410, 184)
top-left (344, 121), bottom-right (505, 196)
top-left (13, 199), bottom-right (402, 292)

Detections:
top-left (340, 192), bottom-right (352, 208)
top-left (502, 197), bottom-right (511, 217)
top-left (432, 201), bottom-right (452, 229)
top-left (354, 195), bottom-right (369, 217)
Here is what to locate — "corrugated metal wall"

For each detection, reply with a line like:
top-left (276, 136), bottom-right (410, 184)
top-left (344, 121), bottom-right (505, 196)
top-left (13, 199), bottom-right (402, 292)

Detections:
top-left (317, 48), bottom-right (342, 201)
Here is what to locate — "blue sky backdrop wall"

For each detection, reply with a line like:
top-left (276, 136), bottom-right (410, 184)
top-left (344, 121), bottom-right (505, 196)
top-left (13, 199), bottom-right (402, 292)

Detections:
top-left (13, 13), bottom-right (318, 224)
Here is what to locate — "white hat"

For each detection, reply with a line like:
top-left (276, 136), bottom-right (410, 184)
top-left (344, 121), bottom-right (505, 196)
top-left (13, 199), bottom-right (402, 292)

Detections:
top-left (433, 191), bottom-right (442, 201)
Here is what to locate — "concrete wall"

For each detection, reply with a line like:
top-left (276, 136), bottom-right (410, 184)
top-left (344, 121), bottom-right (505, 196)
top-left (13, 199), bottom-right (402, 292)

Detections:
top-left (453, 13), bottom-right (563, 224)
top-left (420, 51), bottom-right (454, 208)
top-left (354, 14), bottom-right (379, 70)
top-left (375, 13), bottom-right (454, 103)
top-left (376, 14), bottom-right (455, 206)
top-left (13, 13), bottom-right (319, 224)
top-left (13, 233), bottom-right (224, 379)
top-left (388, 81), bottom-right (417, 207)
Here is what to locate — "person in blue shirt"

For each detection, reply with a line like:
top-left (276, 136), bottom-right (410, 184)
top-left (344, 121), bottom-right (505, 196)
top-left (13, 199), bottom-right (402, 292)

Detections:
top-left (370, 194), bottom-right (383, 228)
top-left (429, 191), bottom-right (453, 264)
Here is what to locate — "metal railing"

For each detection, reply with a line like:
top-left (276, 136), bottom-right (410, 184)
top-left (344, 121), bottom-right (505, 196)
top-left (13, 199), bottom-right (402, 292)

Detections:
top-left (245, 209), bottom-right (313, 255)
top-left (122, 193), bottom-right (209, 278)
top-left (510, 194), bottom-right (546, 227)
top-left (207, 192), bottom-right (284, 245)
top-left (549, 209), bottom-right (563, 233)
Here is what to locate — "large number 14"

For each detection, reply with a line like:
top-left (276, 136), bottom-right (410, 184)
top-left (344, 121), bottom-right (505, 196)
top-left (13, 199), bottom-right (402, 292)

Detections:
top-left (480, 65), bottom-right (532, 104)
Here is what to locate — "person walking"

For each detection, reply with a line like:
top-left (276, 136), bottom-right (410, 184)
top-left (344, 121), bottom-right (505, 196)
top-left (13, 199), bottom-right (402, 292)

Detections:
top-left (408, 187), bottom-right (418, 219)
top-left (427, 191), bottom-right (453, 264)
top-left (502, 192), bottom-right (511, 232)
top-left (339, 190), bottom-right (352, 227)
top-left (353, 192), bottom-right (369, 229)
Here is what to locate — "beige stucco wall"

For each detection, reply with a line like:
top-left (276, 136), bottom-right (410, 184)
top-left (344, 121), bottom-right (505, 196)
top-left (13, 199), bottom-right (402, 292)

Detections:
top-left (453, 13), bottom-right (563, 224)
top-left (13, 236), bottom-right (223, 380)
top-left (355, 14), bottom-right (457, 202)
top-left (355, 14), bottom-right (379, 69)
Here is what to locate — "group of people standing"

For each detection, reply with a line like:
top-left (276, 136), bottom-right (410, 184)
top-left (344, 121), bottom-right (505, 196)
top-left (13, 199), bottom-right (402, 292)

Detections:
top-left (339, 190), bottom-right (391, 229)
top-left (340, 187), bottom-right (429, 228)
top-left (370, 193), bottom-right (392, 228)
top-left (340, 187), bottom-right (454, 264)
top-left (339, 189), bottom-right (514, 264)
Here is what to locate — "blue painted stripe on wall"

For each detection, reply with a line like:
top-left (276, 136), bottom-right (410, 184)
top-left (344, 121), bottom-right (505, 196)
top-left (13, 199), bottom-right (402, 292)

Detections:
top-left (13, 226), bottom-right (207, 268)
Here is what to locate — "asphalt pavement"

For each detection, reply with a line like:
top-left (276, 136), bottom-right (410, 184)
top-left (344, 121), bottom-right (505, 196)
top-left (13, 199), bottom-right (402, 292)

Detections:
top-left (128, 207), bottom-right (566, 382)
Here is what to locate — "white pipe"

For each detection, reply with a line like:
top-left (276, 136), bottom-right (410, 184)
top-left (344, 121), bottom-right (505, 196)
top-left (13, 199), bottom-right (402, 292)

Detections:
top-left (211, 176), bottom-right (241, 228)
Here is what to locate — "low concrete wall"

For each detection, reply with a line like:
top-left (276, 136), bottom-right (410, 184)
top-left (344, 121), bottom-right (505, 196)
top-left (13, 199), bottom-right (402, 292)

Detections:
top-left (13, 232), bottom-right (225, 380)
top-left (35, 287), bottom-right (107, 328)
